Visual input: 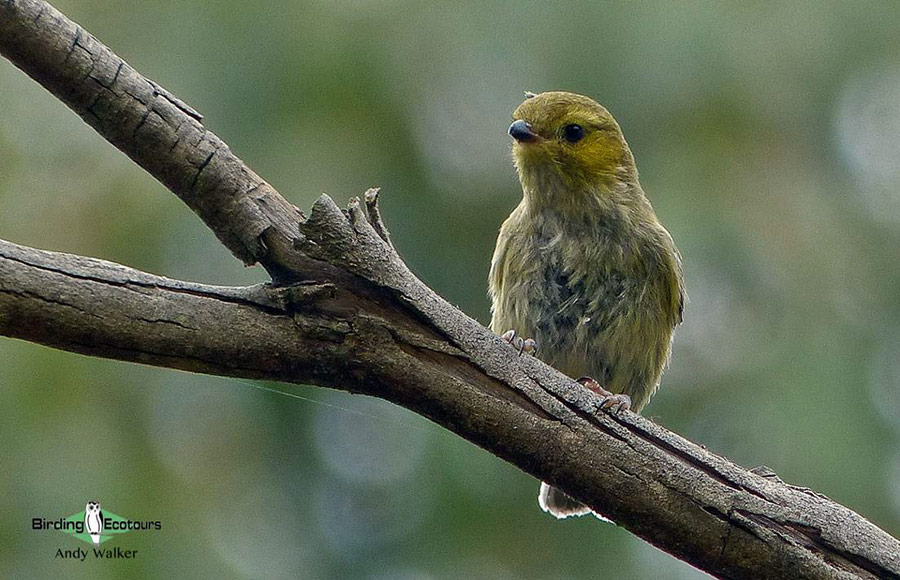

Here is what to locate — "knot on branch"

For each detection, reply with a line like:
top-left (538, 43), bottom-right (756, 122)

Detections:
top-left (268, 282), bottom-right (336, 313)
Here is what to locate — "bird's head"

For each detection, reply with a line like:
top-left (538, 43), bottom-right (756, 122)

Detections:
top-left (509, 91), bottom-right (636, 199)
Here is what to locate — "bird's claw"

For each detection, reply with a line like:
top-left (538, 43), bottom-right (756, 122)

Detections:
top-left (577, 377), bottom-right (631, 414)
top-left (500, 330), bottom-right (538, 356)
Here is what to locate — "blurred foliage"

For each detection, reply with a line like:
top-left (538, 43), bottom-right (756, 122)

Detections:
top-left (2, 1), bottom-right (900, 578)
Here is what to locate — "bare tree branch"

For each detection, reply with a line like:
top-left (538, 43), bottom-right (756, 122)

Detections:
top-left (1, 1), bottom-right (898, 578)
top-left (0, 0), bottom-right (302, 278)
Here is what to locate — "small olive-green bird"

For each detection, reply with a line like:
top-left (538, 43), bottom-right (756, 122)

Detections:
top-left (489, 91), bottom-right (684, 518)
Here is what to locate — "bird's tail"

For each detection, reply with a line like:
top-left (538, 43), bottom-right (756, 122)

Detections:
top-left (90, 533), bottom-right (100, 545)
top-left (538, 482), bottom-right (611, 522)
top-left (538, 482), bottom-right (592, 518)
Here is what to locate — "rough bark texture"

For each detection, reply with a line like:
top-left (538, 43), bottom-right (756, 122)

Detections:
top-left (1, 1), bottom-right (899, 578)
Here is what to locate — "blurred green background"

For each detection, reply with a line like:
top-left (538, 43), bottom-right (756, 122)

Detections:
top-left (2, 1), bottom-right (900, 578)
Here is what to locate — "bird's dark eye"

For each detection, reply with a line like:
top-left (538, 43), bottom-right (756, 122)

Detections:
top-left (562, 124), bottom-right (584, 143)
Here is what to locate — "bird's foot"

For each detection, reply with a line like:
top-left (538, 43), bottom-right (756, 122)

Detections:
top-left (577, 377), bottom-right (631, 414)
top-left (500, 330), bottom-right (538, 356)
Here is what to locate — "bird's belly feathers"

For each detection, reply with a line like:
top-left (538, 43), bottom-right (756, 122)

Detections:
top-left (491, 234), bottom-right (677, 411)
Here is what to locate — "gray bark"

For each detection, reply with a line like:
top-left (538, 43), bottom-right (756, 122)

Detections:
top-left (1, 1), bottom-right (898, 577)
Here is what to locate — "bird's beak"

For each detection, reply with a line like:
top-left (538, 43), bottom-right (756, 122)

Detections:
top-left (508, 119), bottom-right (538, 143)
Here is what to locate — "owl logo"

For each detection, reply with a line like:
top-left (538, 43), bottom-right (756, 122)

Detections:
top-left (84, 501), bottom-right (103, 545)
